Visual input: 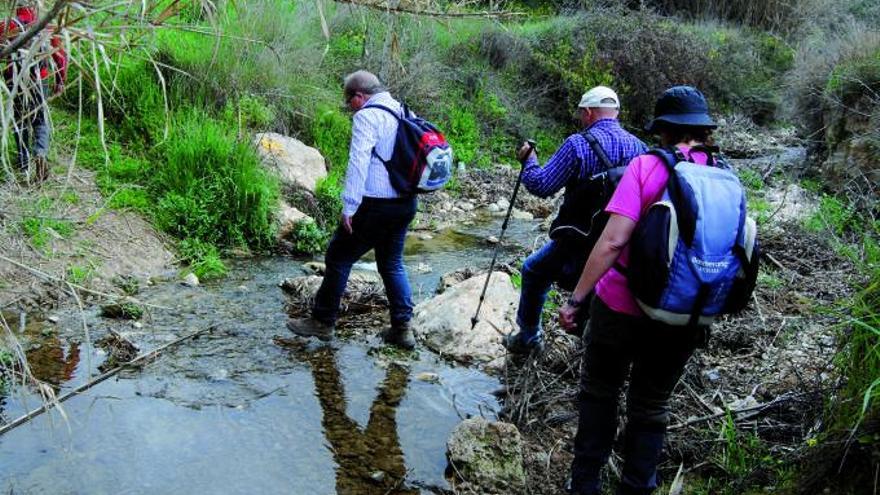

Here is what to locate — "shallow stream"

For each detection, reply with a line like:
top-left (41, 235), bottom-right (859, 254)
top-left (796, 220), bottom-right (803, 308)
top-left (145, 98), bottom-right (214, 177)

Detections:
top-left (1, 215), bottom-right (542, 494)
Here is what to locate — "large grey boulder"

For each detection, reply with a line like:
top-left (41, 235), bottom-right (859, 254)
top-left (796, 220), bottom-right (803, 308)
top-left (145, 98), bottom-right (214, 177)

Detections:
top-left (413, 271), bottom-right (516, 367)
top-left (446, 417), bottom-right (526, 494)
top-left (254, 133), bottom-right (327, 193)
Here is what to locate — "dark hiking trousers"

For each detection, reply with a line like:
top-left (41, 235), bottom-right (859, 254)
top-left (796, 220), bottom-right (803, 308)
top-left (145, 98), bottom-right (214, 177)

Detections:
top-left (312, 196), bottom-right (417, 327)
top-left (515, 239), bottom-right (589, 343)
top-left (569, 297), bottom-right (703, 495)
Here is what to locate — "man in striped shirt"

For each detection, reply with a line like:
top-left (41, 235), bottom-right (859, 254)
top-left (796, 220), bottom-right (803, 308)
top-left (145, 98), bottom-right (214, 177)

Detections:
top-left (288, 70), bottom-right (417, 350)
top-left (504, 86), bottom-right (647, 355)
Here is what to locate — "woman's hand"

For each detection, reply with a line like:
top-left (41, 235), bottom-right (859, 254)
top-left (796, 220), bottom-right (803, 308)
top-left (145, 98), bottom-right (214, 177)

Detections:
top-left (558, 302), bottom-right (580, 331)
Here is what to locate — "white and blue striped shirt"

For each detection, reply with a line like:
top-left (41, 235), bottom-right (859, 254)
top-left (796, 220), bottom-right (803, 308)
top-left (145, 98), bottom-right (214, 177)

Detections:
top-left (342, 92), bottom-right (402, 216)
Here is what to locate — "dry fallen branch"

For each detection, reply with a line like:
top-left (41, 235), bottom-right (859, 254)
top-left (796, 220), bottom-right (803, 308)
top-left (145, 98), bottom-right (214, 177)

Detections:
top-left (330, 0), bottom-right (525, 18)
top-left (0, 253), bottom-right (171, 311)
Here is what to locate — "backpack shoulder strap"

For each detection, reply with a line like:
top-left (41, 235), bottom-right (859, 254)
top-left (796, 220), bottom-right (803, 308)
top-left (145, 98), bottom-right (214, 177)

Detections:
top-left (686, 143), bottom-right (722, 168)
top-left (361, 104), bottom-right (402, 120)
top-left (646, 146), bottom-right (699, 246)
top-left (581, 130), bottom-right (614, 173)
top-left (646, 146), bottom-right (687, 171)
top-left (361, 104), bottom-right (400, 165)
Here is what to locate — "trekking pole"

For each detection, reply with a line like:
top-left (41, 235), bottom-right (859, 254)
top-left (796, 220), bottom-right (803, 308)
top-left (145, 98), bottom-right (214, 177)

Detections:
top-left (471, 139), bottom-right (536, 330)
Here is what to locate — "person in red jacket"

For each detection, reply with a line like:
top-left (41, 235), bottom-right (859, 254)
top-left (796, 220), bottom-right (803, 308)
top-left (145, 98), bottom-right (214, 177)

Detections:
top-left (1, 3), bottom-right (67, 182)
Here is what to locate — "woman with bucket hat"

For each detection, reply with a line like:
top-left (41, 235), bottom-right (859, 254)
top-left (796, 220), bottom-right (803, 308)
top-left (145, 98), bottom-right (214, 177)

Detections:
top-left (558, 86), bottom-right (722, 495)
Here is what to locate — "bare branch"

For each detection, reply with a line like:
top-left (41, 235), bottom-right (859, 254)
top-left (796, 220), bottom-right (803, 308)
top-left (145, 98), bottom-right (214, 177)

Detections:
top-left (331, 0), bottom-right (525, 18)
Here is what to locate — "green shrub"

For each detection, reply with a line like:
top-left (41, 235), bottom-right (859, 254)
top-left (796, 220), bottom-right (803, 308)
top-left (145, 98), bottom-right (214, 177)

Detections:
top-left (20, 217), bottom-right (75, 251)
top-left (443, 102), bottom-right (481, 166)
top-left (67, 264), bottom-right (94, 285)
top-left (631, 0), bottom-right (817, 33)
top-left (311, 105), bottom-right (352, 173)
top-left (292, 220), bottom-right (329, 255)
top-left (315, 173), bottom-right (344, 227)
top-left (738, 168), bottom-right (765, 191)
top-left (787, 28), bottom-right (880, 150)
top-left (178, 238), bottom-right (228, 280)
top-left (804, 194), bottom-right (861, 237)
top-left (100, 58), bottom-right (168, 145)
top-left (223, 94), bottom-right (276, 131)
top-left (152, 111), bottom-right (278, 249)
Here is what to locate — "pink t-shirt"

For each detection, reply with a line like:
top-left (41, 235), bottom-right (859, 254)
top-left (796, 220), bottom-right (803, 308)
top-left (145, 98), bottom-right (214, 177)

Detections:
top-left (595, 145), bottom-right (710, 316)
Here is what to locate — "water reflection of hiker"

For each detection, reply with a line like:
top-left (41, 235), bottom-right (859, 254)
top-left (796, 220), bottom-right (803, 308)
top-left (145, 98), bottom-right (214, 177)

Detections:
top-left (503, 87), bottom-right (646, 355)
top-left (288, 70), bottom-right (416, 350)
top-left (298, 346), bottom-right (417, 495)
top-left (559, 87), bottom-right (736, 495)
top-left (1, 2), bottom-right (67, 183)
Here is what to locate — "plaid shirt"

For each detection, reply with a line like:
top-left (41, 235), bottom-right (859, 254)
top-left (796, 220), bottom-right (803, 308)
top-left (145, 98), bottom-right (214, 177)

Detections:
top-left (521, 119), bottom-right (647, 198)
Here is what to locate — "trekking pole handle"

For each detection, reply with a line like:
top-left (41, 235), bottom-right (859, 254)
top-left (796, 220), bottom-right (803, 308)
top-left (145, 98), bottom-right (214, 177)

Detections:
top-left (519, 140), bottom-right (537, 165)
top-left (502, 140), bottom-right (534, 231)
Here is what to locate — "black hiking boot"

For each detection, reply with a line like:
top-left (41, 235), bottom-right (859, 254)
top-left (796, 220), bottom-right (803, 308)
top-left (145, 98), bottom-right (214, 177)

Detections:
top-left (382, 321), bottom-right (416, 350)
top-left (287, 317), bottom-right (334, 341)
top-left (502, 330), bottom-right (545, 356)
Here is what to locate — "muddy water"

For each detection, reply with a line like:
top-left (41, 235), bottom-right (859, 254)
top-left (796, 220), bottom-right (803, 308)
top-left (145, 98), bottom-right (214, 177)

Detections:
top-left (1, 216), bottom-right (543, 494)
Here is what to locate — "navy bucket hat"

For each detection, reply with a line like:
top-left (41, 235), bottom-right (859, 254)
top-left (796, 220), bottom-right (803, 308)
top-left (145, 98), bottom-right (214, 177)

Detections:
top-left (645, 86), bottom-right (717, 133)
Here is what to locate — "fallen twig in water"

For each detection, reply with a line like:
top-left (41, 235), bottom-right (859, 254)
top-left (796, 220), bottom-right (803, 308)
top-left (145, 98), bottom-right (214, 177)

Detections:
top-left (0, 324), bottom-right (217, 436)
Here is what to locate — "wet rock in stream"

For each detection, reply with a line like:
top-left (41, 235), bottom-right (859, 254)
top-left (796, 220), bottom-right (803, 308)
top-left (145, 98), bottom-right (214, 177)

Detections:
top-left (413, 271), bottom-right (516, 370)
top-left (95, 330), bottom-right (139, 372)
top-left (446, 417), bottom-right (526, 494)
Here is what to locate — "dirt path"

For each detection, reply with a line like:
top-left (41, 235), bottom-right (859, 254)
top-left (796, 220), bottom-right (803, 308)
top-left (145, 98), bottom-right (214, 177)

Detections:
top-left (0, 168), bottom-right (174, 312)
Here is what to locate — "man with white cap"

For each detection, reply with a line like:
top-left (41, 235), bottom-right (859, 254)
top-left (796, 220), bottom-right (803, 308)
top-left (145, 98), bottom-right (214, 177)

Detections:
top-left (504, 86), bottom-right (646, 355)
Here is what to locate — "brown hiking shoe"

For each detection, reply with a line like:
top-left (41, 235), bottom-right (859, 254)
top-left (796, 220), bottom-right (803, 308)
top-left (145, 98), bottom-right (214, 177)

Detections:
top-left (382, 321), bottom-right (416, 350)
top-left (33, 156), bottom-right (49, 183)
top-left (286, 317), bottom-right (334, 341)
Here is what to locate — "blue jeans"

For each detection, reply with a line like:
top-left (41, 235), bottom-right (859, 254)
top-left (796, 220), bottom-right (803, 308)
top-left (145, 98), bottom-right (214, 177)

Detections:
top-left (312, 196), bottom-right (417, 326)
top-left (13, 80), bottom-right (50, 171)
top-left (570, 298), bottom-right (702, 495)
top-left (516, 240), bottom-right (588, 343)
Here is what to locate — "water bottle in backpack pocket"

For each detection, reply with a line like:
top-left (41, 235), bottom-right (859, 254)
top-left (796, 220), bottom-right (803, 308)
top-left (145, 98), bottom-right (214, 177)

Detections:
top-left (625, 147), bottom-right (759, 326)
top-left (366, 104), bottom-right (453, 195)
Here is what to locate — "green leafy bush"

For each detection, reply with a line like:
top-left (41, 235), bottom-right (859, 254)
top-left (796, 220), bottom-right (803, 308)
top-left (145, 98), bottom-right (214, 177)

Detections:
top-left (292, 220), bottom-right (329, 255)
top-left (311, 105), bottom-right (352, 173)
top-left (152, 111), bottom-right (278, 249)
top-left (20, 217), bottom-right (75, 251)
top-left (178, 238), bottom-right (228, 281)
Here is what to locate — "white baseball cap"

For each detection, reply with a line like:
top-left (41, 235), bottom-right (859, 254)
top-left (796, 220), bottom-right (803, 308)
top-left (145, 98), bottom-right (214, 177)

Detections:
top-left (578, 86), bottom-right (620, 109)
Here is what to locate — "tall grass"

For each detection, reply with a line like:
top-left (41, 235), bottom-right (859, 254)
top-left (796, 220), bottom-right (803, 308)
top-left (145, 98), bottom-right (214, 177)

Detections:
top-left (152, 110), bottom-right (278, 250)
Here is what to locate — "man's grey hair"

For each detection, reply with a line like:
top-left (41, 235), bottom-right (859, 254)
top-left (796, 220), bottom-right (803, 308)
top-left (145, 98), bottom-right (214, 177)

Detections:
top-left (343, 70), bottom-right (386, 97)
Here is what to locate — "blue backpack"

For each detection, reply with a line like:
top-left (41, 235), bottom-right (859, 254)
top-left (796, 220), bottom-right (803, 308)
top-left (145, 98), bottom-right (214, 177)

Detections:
top-left (366, 104), bottom-right (453, 195)
top-left (624, 147), bottom-right (759, 326)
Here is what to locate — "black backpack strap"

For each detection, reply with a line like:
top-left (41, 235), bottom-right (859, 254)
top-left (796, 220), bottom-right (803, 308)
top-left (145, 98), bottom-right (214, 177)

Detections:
top-left (647, 146), bottom-right (698, 247)
top-left (582, 131), bottom-right (614, 174)
top-left (362, 104), bottom-right (403, 165)
top-left (362, 104), bottom-right (402, 120)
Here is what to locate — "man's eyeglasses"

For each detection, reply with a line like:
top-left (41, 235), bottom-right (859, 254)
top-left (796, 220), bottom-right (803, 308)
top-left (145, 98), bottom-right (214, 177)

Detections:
top-left (345, 92), bottom-right (361, 105)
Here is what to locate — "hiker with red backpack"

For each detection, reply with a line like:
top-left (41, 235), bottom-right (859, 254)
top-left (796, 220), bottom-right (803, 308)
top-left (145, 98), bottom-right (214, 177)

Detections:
top-left (1, 3), bottom-right (67, 183)
top-left (558, 86), bottom-right (759, 495)
top-left (287, 70), bottom-right (452, 350)
top-left (502, 86), bottom-right (647, 355)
